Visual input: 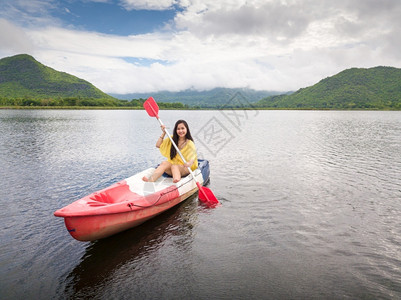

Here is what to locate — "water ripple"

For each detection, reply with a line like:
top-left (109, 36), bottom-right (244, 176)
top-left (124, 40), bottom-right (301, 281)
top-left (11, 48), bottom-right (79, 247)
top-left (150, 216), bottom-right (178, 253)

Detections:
top-left (1, 110), bottom-right (401, 299)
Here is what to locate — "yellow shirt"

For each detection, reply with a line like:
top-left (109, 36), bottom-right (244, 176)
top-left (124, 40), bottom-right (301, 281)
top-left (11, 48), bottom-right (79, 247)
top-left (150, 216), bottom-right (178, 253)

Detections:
top-left (159, 138), bottom-right (198, 171)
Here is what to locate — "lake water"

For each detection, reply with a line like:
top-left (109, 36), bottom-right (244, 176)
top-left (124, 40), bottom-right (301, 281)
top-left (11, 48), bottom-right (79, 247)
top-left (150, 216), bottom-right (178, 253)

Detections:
top-left (1, 109), bottom-right (401, 299)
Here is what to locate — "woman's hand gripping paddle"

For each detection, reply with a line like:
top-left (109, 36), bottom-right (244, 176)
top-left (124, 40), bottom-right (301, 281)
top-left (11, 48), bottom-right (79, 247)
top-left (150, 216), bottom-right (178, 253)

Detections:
top-left (144, 97), bottom-right (219, 208)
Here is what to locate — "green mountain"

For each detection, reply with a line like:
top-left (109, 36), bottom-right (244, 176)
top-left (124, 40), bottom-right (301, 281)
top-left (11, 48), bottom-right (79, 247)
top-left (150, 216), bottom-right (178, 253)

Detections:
top-left (110, 88), bottom-right (282, 107)
top-left (2, 54), bottom-right (399, 110)
top-left (256, 66), bottom-right (401, 109)
top-left (0, 54), bottom-right (114, 100)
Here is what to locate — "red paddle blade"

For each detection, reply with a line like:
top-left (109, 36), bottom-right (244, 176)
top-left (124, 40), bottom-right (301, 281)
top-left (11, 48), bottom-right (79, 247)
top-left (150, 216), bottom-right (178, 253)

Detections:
top-left (144, 97), bottom-right (159, 118)
top-left (197, 183), bottom-right (219, 207)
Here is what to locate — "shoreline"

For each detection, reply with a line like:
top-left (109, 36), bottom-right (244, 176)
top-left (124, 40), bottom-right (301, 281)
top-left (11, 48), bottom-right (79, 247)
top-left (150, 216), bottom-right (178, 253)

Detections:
top-left (0, 106), bottom-right (399, 111)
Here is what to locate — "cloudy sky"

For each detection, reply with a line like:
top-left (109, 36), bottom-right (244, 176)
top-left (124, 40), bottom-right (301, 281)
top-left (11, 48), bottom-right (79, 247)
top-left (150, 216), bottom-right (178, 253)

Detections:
top-left (1, 0), bottom-right (400, 94)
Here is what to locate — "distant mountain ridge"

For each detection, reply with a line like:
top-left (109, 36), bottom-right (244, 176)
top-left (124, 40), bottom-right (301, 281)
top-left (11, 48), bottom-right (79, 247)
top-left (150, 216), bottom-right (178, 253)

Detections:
top-left (256, 66), bottom-right (401, 109)
top-left (0, 54), bottom-right (114, 99)
top-left (110, 88), bottom-right (283, 107)
top-left (1, 54), bottom-right (400, 110)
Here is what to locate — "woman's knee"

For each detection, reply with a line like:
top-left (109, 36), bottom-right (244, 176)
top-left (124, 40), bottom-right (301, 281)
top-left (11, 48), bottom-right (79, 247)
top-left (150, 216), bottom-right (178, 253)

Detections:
top-left (160, 161), bottom-right (171, 169)
top-left (171, 164), bottom-right (189, 177)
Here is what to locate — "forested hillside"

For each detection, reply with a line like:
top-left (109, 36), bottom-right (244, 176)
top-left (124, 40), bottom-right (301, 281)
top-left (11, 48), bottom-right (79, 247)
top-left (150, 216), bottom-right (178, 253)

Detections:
top-left (1, 54), bottom-right (400, 110)
top-left (256, 67), bottom-right (401, 109)
top-left (0, 54), bottom-right (117, 106)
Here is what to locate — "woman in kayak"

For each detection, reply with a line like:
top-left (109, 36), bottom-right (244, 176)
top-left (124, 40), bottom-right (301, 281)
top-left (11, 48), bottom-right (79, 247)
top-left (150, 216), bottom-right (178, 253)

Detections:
top-left (143, 119), bottom-right (198, 183)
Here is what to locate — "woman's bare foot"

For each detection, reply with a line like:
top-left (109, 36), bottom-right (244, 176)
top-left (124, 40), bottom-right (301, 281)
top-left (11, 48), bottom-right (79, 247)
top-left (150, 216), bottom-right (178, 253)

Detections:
top-left (173, 177), bottom-right (180, 183)
top-left (142, 176), bottom-right (150, 182)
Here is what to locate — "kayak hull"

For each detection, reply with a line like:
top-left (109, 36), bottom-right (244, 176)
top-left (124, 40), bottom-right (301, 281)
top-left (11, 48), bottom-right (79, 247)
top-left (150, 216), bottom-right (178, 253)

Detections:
top-left (63, 188), bottom-right (197, 241)
top-left (55, 160), bottom-right (210, 241)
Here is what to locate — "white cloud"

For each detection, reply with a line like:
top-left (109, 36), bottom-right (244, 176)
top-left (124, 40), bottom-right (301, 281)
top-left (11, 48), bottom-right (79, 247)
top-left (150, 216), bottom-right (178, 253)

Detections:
top-left (175, 0), bottom-right (311, 41)
top-left (0, 19), bottom-right (34, 56)
top-left (29, 27), bottom-right (170, 59)
top-left (1, 0), bottom-right (401, 94)
top-left (0, 0), bottom-right (59, 27)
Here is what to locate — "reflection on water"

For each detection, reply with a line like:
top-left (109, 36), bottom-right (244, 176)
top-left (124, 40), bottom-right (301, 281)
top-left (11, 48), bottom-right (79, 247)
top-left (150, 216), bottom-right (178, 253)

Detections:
top-left (63, 194), bottom-right (199, 299)
top-left (1, 109), bottom-right (401, 299)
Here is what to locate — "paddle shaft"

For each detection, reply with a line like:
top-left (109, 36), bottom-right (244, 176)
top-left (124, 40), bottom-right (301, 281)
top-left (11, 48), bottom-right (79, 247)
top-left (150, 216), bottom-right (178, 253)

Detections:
top-left (155, 117), bottom-right (200, 183)
top-left (144, 97), bottom-right (216, 205)
top-left (145, 101), bottom-right (200, 183)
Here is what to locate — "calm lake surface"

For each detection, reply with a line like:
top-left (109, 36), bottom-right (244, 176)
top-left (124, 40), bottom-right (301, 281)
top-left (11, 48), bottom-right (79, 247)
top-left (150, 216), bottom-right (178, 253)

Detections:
top-left (1, 109), bottom-right (401, 299)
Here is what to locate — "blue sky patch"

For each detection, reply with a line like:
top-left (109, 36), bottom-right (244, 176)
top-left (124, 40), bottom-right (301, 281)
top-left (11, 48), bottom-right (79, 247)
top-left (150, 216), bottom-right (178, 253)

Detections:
top-left (122, 57), bottom-right (172, 67)
top-left (52, 1), bottom-right (177, 35)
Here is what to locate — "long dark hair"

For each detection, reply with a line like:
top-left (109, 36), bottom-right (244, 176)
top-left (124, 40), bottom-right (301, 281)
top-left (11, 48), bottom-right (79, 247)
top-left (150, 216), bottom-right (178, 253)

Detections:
top-left (170, 120), bottom-right (194, 159)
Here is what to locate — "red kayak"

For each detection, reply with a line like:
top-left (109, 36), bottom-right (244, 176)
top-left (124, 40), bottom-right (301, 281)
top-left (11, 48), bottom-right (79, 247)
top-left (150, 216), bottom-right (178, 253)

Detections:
top-left (54, 159), bottom-right (210, 241)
